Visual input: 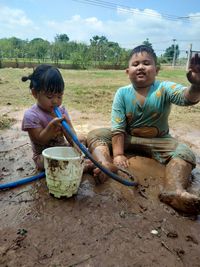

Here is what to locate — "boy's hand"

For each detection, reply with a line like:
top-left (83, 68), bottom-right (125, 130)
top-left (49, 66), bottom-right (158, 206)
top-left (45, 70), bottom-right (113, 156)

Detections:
top-left (113, 154), bottom-right (129, 168)
top-left (187, 53), bottom-right (200, 86)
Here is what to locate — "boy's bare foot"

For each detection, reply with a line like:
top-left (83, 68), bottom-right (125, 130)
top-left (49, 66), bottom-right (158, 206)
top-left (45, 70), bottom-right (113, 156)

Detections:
top-left (83, 159), bottom-right (95, 173)
top-left (92, 162), bottom-right (135, 185)
top-left (93, 162), bottom-right (118, 184)
top-left (159, 190), bottom-right (200, 214)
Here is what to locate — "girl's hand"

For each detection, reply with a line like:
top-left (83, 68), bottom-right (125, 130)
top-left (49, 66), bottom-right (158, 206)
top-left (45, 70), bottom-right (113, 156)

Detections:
top-left (59, 114), bottom-right (77, 146)
top-left (48, 117), bottom-right (64, 138)
top-left (62, 114), bottom-right (72, 125)
top-left (187, 53), bottom-right (200, 86)
top-left (113, 154), bottom-right (129, 168)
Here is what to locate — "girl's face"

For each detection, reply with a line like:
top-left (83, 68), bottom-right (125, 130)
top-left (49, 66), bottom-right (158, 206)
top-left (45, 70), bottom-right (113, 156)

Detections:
top-left (32, 90), bottom-right (64, 113)
top-left (126, 51), bottom-right (159, 89)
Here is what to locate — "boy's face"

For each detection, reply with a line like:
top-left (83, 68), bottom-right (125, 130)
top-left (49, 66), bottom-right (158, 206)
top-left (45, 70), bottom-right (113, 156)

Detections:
top-left (126, 51), bottom-right (159, 89)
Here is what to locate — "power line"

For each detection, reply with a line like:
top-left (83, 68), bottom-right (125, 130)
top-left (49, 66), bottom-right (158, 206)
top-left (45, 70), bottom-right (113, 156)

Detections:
top-left (71, 0), bottom-right (200, 22)
top-left (118, 39), bottom-right (200, 47)
top-left (72, 0), bottom-right (178, 20)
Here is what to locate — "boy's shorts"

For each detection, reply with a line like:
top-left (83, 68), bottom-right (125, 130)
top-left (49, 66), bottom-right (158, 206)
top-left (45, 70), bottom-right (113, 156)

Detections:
top-left (87, 128), bottom-right (196, 167)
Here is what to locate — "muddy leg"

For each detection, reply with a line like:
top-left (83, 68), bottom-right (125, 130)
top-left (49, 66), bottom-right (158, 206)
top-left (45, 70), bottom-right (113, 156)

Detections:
top-left (91, 145), bottom-right (118, 184)
top-left (159, 158), bottom-right (200, 214)
top-left (78, 134), bottom-right (87, 146)
top-left (83, 158), bottom-right (95, 173)
top-left (34, 155), bottom-right (45, 172)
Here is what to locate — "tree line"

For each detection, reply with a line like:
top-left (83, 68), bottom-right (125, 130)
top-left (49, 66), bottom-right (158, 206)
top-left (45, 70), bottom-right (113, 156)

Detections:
top-left (0, 34), bottom-right (181, 69)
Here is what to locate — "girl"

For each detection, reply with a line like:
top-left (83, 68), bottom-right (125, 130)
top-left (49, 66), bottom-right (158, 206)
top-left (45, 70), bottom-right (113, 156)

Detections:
top-left (22, 64), bottom-right (92, 172)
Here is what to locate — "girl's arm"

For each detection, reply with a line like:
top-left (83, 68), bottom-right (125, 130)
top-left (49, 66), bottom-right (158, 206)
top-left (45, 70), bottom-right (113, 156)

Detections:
top-left (61, 114), bottom-right (77, 147)
top-left (27, 117), bottom-right (65, 145)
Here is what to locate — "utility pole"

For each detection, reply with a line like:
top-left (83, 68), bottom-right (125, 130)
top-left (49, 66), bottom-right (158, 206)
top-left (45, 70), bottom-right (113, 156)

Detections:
top-left (186, 43), bottom-right (192, 71)
top-left (172, 39), bottom-right (177, 68)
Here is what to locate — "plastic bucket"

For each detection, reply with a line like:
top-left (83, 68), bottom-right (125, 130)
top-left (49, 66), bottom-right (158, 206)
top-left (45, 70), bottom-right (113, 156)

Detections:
top-left (42, 146), bottom-right (84, 198)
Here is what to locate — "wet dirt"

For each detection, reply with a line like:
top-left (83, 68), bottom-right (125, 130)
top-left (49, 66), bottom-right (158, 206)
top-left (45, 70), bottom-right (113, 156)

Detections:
top-left (0, 107), bottom-right (200, 267)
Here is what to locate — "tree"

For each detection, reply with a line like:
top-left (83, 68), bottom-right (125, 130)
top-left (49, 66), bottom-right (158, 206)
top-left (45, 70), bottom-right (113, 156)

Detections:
top-left (70, 42), bottom-right (89, 69)
top-left (0, 37), bottom-right (27, 59)
top-left (142, 38), bottom-right (153, 48)
top-left (53, 34), bottom-right (70, 61)
top-left (54, 34), bottom-right (69, 43)
top-left (89, 36), bottom-right (129, 68)
top-left (0, 38), bottom-right (13, 58)
top-left (163, 44), bottom-right (180, 63)
top-left (50, 42), bottom-right (62, 64)
top-left (89, 35), bottom-right (109, 65)
top-left (28, 38), bottom-right (50, 62)
top-left (105, 42), bottom-right (121, 66)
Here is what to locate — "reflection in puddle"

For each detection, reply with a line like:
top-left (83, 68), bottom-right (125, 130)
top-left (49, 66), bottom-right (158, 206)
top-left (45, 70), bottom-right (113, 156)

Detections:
top-left (76, 179), bottom-right (96, 199)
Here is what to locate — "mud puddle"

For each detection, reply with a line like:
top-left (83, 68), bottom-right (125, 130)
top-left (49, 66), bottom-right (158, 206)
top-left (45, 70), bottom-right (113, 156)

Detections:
top-left (1, 109), bottom-right (200, 267)
top-left (1, 155), bottom-right (200, 267)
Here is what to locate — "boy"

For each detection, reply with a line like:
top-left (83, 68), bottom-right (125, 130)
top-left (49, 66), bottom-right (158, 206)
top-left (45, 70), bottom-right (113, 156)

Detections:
top-left (87, 45), bottom-right (200, 214)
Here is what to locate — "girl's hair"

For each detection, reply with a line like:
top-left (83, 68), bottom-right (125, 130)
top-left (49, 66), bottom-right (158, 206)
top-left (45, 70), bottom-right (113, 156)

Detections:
top-left (21, 64), bottom-right (64, 93)
top-left (129, 45), bottom-right (157, 65)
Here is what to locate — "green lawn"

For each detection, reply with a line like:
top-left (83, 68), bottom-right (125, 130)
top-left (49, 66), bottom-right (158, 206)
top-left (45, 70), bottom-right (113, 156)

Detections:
top-left (0, 67), bottom-right (199, 128)
top-left (0, 67), bottom-right (189, 110)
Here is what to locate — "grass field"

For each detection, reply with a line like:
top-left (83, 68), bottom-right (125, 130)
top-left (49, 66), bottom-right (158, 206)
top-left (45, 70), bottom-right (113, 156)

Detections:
top-left (0, 67), bottom-right (199, 129)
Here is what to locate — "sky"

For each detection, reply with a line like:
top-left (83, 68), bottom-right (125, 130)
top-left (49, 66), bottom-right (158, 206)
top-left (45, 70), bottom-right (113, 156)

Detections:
top-left (0, 0), bottom-right (200, 56)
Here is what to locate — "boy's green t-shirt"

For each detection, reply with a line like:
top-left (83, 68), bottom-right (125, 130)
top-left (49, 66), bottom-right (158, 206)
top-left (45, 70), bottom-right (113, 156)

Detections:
top-left (111, 80), bottom-right (190, 138)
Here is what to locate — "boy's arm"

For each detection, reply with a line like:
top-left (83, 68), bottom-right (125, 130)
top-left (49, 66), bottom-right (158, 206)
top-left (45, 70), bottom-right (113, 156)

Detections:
top-left (112, 133), bottom-right (129, 168)
top-left (111, 89), bottom-right (129, 167)
top-left (112, 133), bottom-right (125, 158)
top-left (184, 84), bottom-right (200, 103)
top-left (184, 53), bottom-right (200, 103)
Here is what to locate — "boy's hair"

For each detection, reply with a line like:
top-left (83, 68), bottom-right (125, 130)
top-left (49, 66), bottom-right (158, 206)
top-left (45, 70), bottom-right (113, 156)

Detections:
top-left (129, 45), bottom-right (157, 65)
top-left (22, 64), bottom-right (64, 93)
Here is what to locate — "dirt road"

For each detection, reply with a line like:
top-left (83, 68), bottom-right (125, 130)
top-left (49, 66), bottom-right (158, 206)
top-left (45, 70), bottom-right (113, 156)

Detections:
top-left (0, 107), bottom-right (200, 267)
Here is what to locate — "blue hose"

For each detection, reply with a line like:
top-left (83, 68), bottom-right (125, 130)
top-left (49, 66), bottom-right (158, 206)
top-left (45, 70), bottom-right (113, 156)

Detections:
top-left (0, 107), bottom-right (138, 190)
top-left (0, 172), bottom-right (45, 190)
top-left (54, 107), bottom-right (137, 187)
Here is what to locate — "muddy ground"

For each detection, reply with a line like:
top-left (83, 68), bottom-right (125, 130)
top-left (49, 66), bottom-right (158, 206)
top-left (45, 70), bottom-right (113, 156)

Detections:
top-left (0, 107), bottom-right (200, 267)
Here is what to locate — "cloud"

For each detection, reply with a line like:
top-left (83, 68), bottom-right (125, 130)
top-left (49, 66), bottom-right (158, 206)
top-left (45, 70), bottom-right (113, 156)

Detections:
top-left (0, 5), bottom-right (40, 39)
top-left (106, 7), bottom-right (200, 54)
top-left (45, 8), bottom-right (200, 55)
top-left (46, 15), bottom-right (104, 42)
top-left (0, 5), bottom-right (33, 27)
top-left (0, 4), bottom-right (199, 54)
